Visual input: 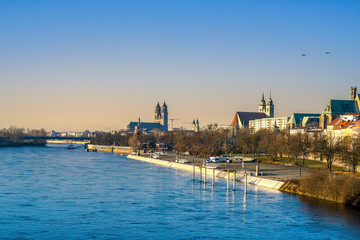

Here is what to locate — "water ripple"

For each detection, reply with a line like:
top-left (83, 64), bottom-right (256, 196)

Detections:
top-left (0, 146), bottom-right (359, 239)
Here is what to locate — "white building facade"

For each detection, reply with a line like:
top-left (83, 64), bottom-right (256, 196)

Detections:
top-left (249, 117), bottom-right (290, 132)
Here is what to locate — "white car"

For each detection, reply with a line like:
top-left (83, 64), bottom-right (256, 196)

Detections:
top-left (155, 151), bottom-right (166, 156)
top-left (177, 159), bottom-right (190, 164)
top-left (227, 157), bottom-right (243, 163)
top-left (208, 156), bottom-right (227, 163)
top-left (151, 153), bottom-right (160, 159)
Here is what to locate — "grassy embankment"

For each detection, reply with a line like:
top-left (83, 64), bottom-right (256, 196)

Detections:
top-left (237, 155), bottom-right (360, 206)
top-left (280, 171), bottom-right (360, 207)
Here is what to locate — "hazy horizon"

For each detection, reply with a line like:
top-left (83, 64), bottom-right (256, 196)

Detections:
top-left (1, 1), bottom-right (359, 132)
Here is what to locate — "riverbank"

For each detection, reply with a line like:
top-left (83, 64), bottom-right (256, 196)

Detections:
top-left (0, 142), bottom-right (46, 147)
top-left (280, 171), bottom-right (360, 207)
top-left (127, 155), bottom-right (284, 190)
top-left (87, 147), bottom-right (358, 207)
top-left (47, 140), bottom-right (89, 144)
top-left (126, 154), bottom-right (360, 208)
top-left (86, 144), bottom-right (132, 154)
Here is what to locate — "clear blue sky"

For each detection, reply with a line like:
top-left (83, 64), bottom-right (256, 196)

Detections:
top-left (1, 1), bottom-right (359, 131)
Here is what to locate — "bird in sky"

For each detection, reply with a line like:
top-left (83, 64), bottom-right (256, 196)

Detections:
top-left (325, 51), bottom-right (331, 54)
top-left (301, 53), bottom-right (306, 56)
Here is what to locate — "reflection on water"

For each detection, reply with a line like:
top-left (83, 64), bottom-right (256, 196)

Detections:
top-left (0, 145), bottom-right (359, 239)
top-left (299, 195), bottom-right (360, 229)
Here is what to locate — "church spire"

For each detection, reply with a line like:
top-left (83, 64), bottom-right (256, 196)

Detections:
top-left (266, 90), bottom-right (274, 118)
top-left (259, 92), bottom-right (266, 106)
top-left (259, 92), bottom-right (266, 114)
top-left (267, 90), bottom-right (273, 105)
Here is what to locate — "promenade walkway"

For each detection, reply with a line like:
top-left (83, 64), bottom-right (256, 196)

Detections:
top-left (157, 153), bottom-right (311, 181)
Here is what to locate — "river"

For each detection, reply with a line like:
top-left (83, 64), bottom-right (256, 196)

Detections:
top-left (0, 144), bottom-right (359, 239)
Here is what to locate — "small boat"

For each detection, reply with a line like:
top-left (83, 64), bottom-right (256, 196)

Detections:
top-left (68, 144), bottom-right (76, 149)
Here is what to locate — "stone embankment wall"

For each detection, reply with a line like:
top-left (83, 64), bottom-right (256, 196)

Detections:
top-left (127, 155), bottom-right (284, 190)
top-left (86, 144), bottom-right (132, 154)
top-left (47, 140), bottom-right (89, 144)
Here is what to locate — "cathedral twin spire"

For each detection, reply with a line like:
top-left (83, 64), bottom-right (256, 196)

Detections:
top-left (155, 101), bottom-right (168, 131)
top-left (259, 91), bottom-right (274, 118)
top-left (155, 101), bottom-right (167, 113)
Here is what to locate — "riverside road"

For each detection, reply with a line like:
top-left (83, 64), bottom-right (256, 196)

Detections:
top-left (160, 153), bottom-right (311, 181)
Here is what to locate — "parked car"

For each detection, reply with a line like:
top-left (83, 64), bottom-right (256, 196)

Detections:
top-left (155, 151), bottom-right (166, 156)
top-left (151, 153), bottom-right (160, 159)
top-left (177, 159), bottom-right (190, 164)
top-left (227, 157), bottom-right (243, 163)
top-left (208, 156), bottom-right (227, 163)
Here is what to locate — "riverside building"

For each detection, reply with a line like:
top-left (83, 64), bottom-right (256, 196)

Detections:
top-left (319, 87), bottom-right (360, 129)
top-left (249, 117), bottom-right (289, 132)
top-left (326, 113), bottom-right (360, 139)
top-left (128, 101), bottom-right (169, 133)
top-left (231, 93), bottom-right (274, 131)
top-left (232, 92), bottom-right (291, 132)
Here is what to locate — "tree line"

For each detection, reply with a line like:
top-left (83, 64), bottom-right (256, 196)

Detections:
top-left (90, 126), bottom-right (360, 172)
top-left (0, 126), bottom-right (47, 146)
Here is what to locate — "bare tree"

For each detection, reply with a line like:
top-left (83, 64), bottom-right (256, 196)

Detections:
top-left (341, 135), bottom-right (360, 173)
top-left (1, 126), bottom-right (25, 143)
top-left (128, 133), bottom-right (141, 153)
top-left (311, 132), bottom-right (325, 162)
top-left (350, 134), bottom-right (360, 173)
top-left (299, 132), bottom-right (312, 164)
top-left (321, 133), bottom-right (342, 171)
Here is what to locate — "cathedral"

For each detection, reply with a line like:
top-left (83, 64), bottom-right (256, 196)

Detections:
top-left (154, 101), bottom-right (168, 130)
top-left (128, 101), bottom-right (169, 132)
top-left (231, 92), bottom-right (275, 130)
top-left (192, 119), bottom-right (200, 132)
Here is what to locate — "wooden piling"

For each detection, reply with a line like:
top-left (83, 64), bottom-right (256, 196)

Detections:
top-left (227, 170), bottom-right (229, 190)
top-left (199, 166), bottom-right (202, 182)
top-left (244, 172), bottom-right (247, 195)
top-left (204, 167), bottom-right (207, 185)
top-left (212, 168), bottom-right (215, 186)
top-left (233, 171), bottom-right (236, 191)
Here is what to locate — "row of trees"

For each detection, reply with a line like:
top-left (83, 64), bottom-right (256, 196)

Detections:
top-left (234, 128), bottom-right (360, 172)
top-left (90, 126), bottom-right (360, 172)
top-left (0, 126), bottom-right (47, 145)
top-left (90, 129), bottom-right (176, 149)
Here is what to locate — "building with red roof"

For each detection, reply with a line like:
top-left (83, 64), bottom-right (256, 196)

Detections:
top-left (326, 113), bottom-right (360, 139)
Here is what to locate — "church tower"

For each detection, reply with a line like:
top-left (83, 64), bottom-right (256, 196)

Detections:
top-left (266, 91), bottom-right (274, 118)
top-left (154, 102), bottom-right (161, 123)
top-left (192, 119), bottom-right (200, 132)
top-left (259, 93), bottom-right (266, 113)
top-left (161, 101), bottom-right (168, 131)
top-left (351, 87), bottom-right (357, 101)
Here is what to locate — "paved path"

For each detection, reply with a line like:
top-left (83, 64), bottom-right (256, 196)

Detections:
top-left (156, 153), bottom-right (311, 180)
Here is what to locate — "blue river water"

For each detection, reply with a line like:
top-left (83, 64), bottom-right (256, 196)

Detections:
top-left (0, 145), bottom-right (360, 239)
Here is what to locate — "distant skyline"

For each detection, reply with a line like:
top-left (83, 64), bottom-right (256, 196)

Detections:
top-left (1, 1), bottom-right (360, 131)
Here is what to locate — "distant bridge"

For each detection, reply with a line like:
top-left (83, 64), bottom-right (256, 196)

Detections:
top-left (23, 136), bottom-right (91, 141)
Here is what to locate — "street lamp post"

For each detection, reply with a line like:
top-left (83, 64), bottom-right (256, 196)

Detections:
top-left (299, 150), bottom-right (302, 178)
